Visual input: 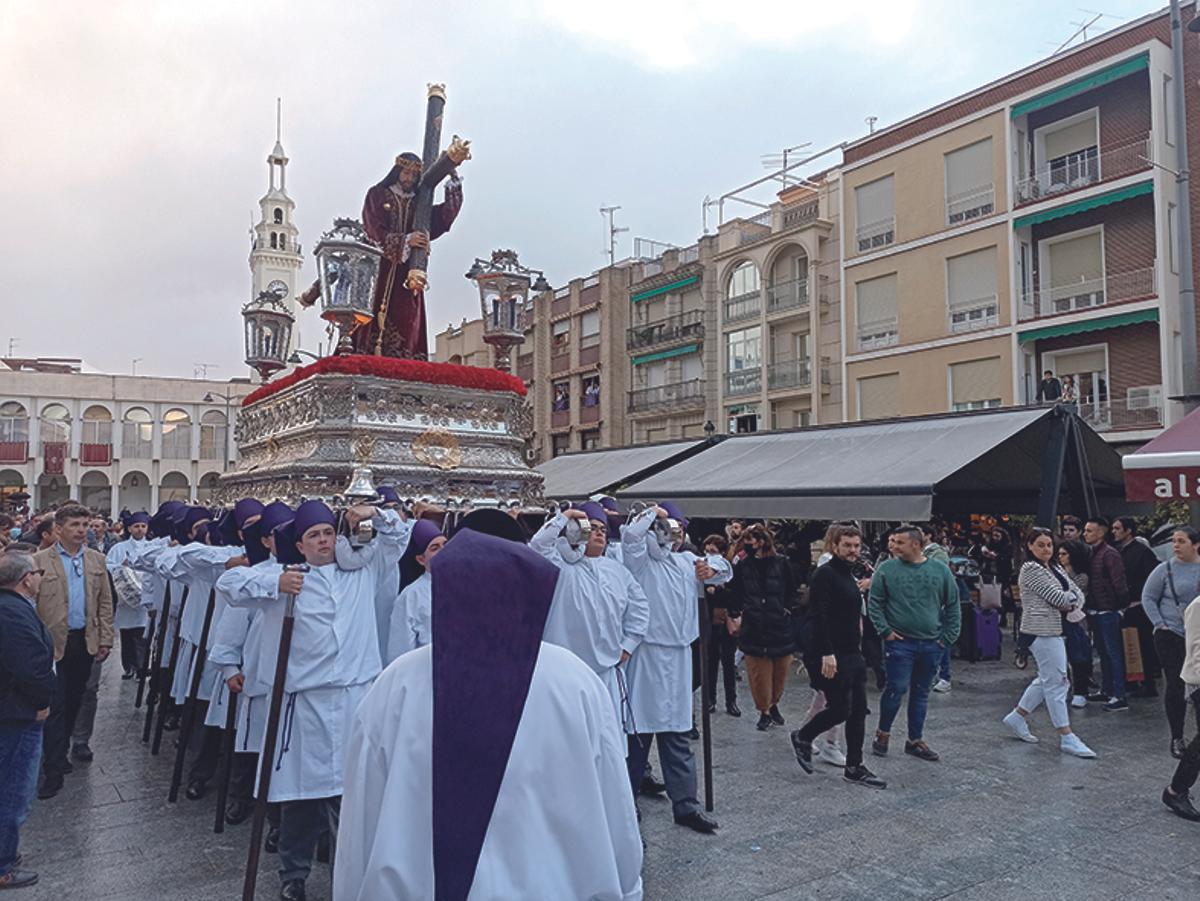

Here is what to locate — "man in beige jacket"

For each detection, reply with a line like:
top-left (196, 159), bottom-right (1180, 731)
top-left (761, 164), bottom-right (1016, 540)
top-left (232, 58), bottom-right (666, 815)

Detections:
top-left (33, 503), bottom-right (113, 799)
top-left (1162, 592), bottom-right (1200, 821)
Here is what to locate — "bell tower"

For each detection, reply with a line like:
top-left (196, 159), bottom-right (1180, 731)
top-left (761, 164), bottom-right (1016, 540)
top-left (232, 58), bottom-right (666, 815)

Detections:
top-left (249, 99), bottom-right (302, 320)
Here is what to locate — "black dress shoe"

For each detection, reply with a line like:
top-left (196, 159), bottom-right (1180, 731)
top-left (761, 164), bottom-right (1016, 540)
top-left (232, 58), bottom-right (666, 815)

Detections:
top-left (769, 705), bottom-right (785, 726)
top-left (686, 727), bottom-right (700, 740)
top-left (185, 780), bottom-right (207, 801)
top-left (265, 825), bottom-right (280, 854)
top-left (640, 775), bottom-right (666, 796)
top-left (1172, 738), bottom-right (1188, 760)
top-left (60, 760), bottom-right (74, 774)
top-left (163, 714), bottom-right (181, 732)
top-left (71, 744), bottom-right (94, 762)
top-left (725, 700), bottom-right (741, 717)
top-left (756, 713), bottom-right (773, 731)
top-left (225, 799), bottom-right (254, 825)
top-left (1163, 787), bottom-right (1200, 821)
top-left (674, 811), bottom-right (718, 833)
top-left (121, 667), bottom-right (137, 680)
top-left (37, 774), bottom-right (64, 800)
top-left (279, 878), bottom-right (306, 900)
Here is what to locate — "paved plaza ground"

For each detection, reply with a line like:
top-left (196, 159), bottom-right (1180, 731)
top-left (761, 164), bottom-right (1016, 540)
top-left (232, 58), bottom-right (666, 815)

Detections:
top-left (18, 648), bottom-right (1200, 900)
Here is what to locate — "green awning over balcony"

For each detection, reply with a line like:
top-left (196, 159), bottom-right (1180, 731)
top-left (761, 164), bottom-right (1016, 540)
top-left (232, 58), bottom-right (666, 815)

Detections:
top-left (1018, 307), bottom-right (1158, 343)
top-left (1012, 180), bottom-right (1153, 230)
top-left (631, 276), bottom-right (699, 303)
top-left (632, 343), bottom-right (700, 365)
top-left (1010, 52), bottom-right (1148, 119)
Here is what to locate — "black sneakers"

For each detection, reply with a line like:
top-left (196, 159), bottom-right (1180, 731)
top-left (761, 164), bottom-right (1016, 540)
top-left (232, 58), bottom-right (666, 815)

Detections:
top-left (904, 740), bottom-right (940, 762)
top-left (756, 713), bottom-right (773, 731)
top-left (1172, 738), bottom-right (1188, 760)
top-left (1163, 787), bottom-right (1200, 822)
top-left (872, 732), bottom-right (889, 757)
top-left (768, 705), bottom-right (785, 726)
top-left (843, 765), bottom-right (887, 789)
top-left (789, 731), bottom-right (814, 774)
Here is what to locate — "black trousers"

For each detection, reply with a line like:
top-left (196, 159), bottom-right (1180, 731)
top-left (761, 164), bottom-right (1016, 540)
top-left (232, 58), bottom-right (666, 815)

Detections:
top-left (861, 617), bottom-right (885, 689)
top-left (705, 625), bottom-right (737, 706)
top-left (797, 653), bottom-right (868, 767)
top-left (230, 751), bottom-right (257, 803)
top-left (119, 627), bottom-right (145, 673)
top-left (1126, 605), bottom-right (1161, 681)
top-left (278, 796), bottom-right (339, 884)
top-left (1170, 693), bottom-right (1200, 795)
top-left (1154, 630), bottom-right (1200, 742)
top-left (42, 630), bottom-right (94, 777)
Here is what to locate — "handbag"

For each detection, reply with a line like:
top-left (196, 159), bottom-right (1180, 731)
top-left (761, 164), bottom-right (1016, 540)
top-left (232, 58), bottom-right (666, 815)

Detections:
top-left (1122, 626), bottom-right (1145, 682)
top-left (979, 579), bottom-right (1003, 611)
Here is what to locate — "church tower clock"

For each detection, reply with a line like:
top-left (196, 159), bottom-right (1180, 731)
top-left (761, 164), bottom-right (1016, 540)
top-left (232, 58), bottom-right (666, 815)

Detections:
top-left (249, 100), bottom-right (302, 327)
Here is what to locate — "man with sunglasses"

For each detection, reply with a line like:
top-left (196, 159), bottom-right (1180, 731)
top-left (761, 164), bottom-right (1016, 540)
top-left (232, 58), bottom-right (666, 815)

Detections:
top-left (31, 504), bottom-right (113, 799)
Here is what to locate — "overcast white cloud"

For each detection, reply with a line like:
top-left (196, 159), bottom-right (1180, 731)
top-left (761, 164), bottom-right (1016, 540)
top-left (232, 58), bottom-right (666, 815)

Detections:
top-left (0, 0), bottom-right (1155, 379)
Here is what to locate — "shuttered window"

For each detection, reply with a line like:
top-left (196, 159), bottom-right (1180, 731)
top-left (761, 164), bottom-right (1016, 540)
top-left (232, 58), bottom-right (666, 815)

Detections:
top-left (1047, 232), bottom-right (1103, 287)
top-left (855, 274), bottom-right (898, 349)
top-left (857, 373), bottom-right (899, 420)
top-left (680, 352), bottom-right (702, 381)
top-left (581, 310), bottom-right (600, 336)
top-left (855, 176), bottom-right (895, 250)
top-left (1043, 118), bottom-right (1098, 161)
top-left (947, 247), bottom-right (999, 332)
top-left (945, 139), bottom-right (994, 223)
top-left (950, 357), bottom-right (1003, 410)
top-left (1051, 347), bottom-right (1106, 379)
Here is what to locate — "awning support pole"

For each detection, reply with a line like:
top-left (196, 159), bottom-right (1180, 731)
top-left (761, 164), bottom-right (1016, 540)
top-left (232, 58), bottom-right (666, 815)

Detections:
top-left (1037, 407), bottom-right (1070, 526)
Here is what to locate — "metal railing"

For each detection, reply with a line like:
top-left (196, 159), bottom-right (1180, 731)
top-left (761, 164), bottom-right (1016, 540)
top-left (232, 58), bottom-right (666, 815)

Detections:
top-left (1014, 134), bottom-right (1151, 206)
top-left (948, 295), bottom-right (999, 332)
top-left (946, 184), bottom-right (995, 225)
top-left (724, 368), bottom-right (762, 396)
top-left (1018, 267), bottom-right (1156, 320)
top-left (122, 423), bottom-right (153, 458)
top-left (161, 425), bottom-right (192, 459)
top-left (725, 290), bottom-right (762, 323)
top-left (678, 244), bottom-right (700, 263)
top-left (855, 217), bottom-right (895, 253)
top-left (626, 309), bottom-right (705, 350)
top-left (766, 278), bottom-right (809, 314)
top-left (767, 359), bottom-right (811, 391)
top-left (1075, 395), bottom-right (1164, 432)
top-left (628, 379), bottom-right (705, 412)
top-left (857, 318), bottom-right (899, 351)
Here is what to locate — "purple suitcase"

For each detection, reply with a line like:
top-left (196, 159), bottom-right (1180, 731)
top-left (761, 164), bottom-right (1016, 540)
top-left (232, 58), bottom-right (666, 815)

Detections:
top-left (974, 608), bottom-right (1002, 661)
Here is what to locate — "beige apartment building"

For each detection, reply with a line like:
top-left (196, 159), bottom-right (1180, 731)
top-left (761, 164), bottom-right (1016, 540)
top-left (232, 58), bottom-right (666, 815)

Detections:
top-left (840, 8), bottom-right (1188, 447)
top-left (713, 175), bottom-right (844, 433)
top-left (434, 317), bottom-right (493, 369)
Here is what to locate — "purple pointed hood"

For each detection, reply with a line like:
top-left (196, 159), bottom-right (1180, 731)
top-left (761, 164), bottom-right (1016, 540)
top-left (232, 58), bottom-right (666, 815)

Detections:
top-left (429, 529), bottom-right (560, 901)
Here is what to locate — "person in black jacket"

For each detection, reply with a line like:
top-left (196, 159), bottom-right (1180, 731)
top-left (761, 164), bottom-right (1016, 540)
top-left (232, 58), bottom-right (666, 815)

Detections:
top-left (0, 551), bottom-right (56, 890)
top-left (789, 525), bottom-right (886, 789)
top-left (1113, 517), bottom-right (1164, 698)
top-left (727, 524), bottom-right (799, 731)
top-left (701, 535), bottom-right (740, 718)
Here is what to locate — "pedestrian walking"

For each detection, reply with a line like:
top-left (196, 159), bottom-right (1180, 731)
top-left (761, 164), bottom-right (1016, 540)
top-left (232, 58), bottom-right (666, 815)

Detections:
top-left (1002, 529), bottom-right (1096, 758)
top-left (1161, 592), bottom-right (1200, 823)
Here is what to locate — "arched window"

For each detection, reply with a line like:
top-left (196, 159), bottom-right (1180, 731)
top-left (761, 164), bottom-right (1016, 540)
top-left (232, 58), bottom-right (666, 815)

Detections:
top-left (726, 261), bottom-right (760, 300)
top-left (199, 410), bottom-right (227, 461)
top-left (39, 403), bottom-right (71, 445)
top-left (80, 405), bottom-right (113, 465)
top-left (160, 471), bottom-right (190, 503)
top-left (273, 208), bottom-right (283, 224)
top-left (0, 402), bottom-right (29, 462)
top-left (161, 409), bottom-right (192, 459)
top-left (279, 234), bottom-right (287, 251)
top-left (197, 471), bottom-right (222, 502)
top-left (122, 407), bottom-right (153, 457)
top-left (79, 470), bottom-right (111, 513)
top-left (270, 232), bottom-right (278, 249)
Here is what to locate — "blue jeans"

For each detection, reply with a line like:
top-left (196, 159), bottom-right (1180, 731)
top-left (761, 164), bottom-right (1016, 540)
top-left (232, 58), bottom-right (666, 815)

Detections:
top-left (878, 638), bottom-right (941, 741)
top-left (1090, 611), bottom-right (1126, 701)
top-left (937, 644), bottom-right (951, 681)
top-left (0, 723), bottom-right (43, 877)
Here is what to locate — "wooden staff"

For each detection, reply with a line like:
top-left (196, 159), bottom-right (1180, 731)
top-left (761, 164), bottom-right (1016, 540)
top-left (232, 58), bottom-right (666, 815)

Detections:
top-left (242, 566), bottom-right (307, 901)
top-left (169, 588), bottom-right (217, 802)
top-left (697, 594), bottom-right (714, 812)
top-left (152, 586), bottom-right (190, 756)
top-left (213, 688), bottom-right (239, 834)
top-left (142, 583), bottom-right (173, 742)
top-left (134, 608), bottom-right (157, 709)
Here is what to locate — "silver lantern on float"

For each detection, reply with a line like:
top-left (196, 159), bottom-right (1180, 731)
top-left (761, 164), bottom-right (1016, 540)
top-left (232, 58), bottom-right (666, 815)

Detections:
top-left (242, 288), bottom-right (295, 382)
top-left (465, 249), bottom-right (548, 372)
top-left (313, 218), bottom-right (383, 354)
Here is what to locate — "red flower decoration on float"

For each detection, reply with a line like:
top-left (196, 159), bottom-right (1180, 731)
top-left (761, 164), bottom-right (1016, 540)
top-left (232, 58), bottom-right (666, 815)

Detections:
top-left (242, 355), bottom-right (528, 406)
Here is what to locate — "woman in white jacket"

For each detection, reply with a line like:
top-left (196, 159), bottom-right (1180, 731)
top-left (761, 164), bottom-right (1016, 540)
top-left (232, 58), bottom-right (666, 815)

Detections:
top-left (1162, 594), bottom-right (1200, 821)
top-left (1004, 527), bottom-right (1096, 758)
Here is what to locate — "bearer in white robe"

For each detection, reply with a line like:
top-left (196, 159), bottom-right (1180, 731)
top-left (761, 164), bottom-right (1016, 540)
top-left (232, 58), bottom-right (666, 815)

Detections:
top-left (335, 528), bottom-right (643, 901)
top-left (106, 512), bottom-right (157, 679)
top-left (621, 504), bottom-right (729, 833)
top-left (530, 502), bottom-right (648, 729)
top-left (385, 519), bottom-right (445, 663)
top-left (227, 500), bottom-right (410, 899)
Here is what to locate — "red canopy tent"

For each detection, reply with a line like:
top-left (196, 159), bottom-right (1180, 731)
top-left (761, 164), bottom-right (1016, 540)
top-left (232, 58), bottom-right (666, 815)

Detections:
top-left (1123, 407), bottom-right (1200, 501)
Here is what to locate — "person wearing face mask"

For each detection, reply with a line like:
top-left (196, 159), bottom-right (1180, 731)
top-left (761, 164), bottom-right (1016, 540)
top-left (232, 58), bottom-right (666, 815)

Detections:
top-left (386, 520), bottom-right (448, 663)
top-left (529, 502), bottom-right (649, 729)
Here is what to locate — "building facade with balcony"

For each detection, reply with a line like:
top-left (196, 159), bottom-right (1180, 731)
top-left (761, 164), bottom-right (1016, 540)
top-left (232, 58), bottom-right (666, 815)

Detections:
top-left (714, 175), bottom-right (844, 434)
top-left (434, 317), bottom-right (493, 369)
top-left (838, 11), bottom-right (1186, 447)
top-left (0, 358), bottom-right (253, 514)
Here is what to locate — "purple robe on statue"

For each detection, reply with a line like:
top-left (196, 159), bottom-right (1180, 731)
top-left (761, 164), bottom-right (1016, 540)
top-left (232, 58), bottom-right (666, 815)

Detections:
top-left (353, 178), bottom-right (463, 360)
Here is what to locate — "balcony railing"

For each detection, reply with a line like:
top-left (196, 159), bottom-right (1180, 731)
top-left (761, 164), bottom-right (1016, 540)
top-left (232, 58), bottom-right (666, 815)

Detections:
top-left (725, 368), bottom-right (762, 397)
top-left (946, 184), bottom-right (995, 225)
top-left (627, 310), bottom-right (705, 351)
top-left (1014, 135), bottom-right (1151, 206)
top-left (725, 290), bottom-right (762, 323)
top-left (122, 423), bottom-right (153, 458)
top-left (782, 199), bottom-right (820, 229)
top-left (1019, 267), bottom-right (1156, 321)
top-left (767, 359), bottom-right (811, 391)
top-left (1075, 395), bottom-right (1163, 432)
top-left (857, 318), bottom-right (899, 351)
top-left (949, 295), bottom-right (999, 333)
top-left (628, 379), bottom-right (705, 413)
top-left (766, 278), bottom-right (809, 315)
top-left (161, 426), bottom-right (192, 459)
top-left (856, 217), bottom-right (895, 253)
top-left (0, 441), bottom-right (28, 463)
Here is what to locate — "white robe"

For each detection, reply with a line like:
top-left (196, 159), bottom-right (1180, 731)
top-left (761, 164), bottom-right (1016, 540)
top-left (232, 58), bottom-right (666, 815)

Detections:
top-left (121, 538), bottom-right (185, 668)
top-left (226, 510), bottom-right (410, 801)
top-left (530, 513), bottom-right (649, 729)
top-left (334, 643), bottom-right (643, 901)
top-left (106, 538), bottom-right (156, 631)
top-left (385, 571), bottom-right (431, 665)
top-left (621, 510), bottom-right (730, 734)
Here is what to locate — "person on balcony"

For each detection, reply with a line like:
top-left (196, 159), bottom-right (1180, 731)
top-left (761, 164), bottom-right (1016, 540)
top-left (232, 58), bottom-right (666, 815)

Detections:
top-left (1036, 370), bottom-right (1063, 403)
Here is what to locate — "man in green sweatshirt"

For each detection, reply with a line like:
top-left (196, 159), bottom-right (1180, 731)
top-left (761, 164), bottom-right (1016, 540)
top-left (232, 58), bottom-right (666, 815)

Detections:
top-left (868, 525), bottom-right (961, 762)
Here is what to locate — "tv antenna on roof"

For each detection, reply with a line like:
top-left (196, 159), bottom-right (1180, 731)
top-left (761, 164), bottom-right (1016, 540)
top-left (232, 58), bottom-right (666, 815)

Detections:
top-left (1052, 11), bottom-right (1104, 54)
top-left (599, 205), bottom-right (628, 266)
top-left (761, 143), bottom-right (812, 187)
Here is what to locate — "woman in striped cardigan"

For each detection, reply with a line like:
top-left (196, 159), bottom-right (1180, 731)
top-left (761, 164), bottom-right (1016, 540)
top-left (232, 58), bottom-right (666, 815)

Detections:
top-left (1003, 527), bottom-right (1097, 758)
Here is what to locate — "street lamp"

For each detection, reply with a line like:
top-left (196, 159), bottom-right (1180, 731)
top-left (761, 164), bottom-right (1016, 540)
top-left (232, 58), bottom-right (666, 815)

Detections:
top-left (242, 289), bottom-right (295, 382)
top-left (466, 249), bottom-right (549, 372)
top-left (312, 218), bottom-right (382, 354)
top-left (202, 390), bottom-right (235, 471)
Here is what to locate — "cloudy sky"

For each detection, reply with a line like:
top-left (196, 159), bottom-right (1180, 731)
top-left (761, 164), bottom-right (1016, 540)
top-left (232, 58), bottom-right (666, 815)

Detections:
top-left (0, 0), bottom-right (1159, 379)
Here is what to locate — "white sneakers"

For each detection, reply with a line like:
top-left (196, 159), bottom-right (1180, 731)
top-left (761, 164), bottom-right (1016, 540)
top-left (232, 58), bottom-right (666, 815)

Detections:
top-left (815, 739), bottom-right (846, 767)
top-left (932, 679), bottom-right (952, 693)
top-left (1002, 710), bottom-right (1039, 743)
top-left (1070, 695), bottom-right (1087, 709)
top-left (1060, 733), bottom-right (1097, 758)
